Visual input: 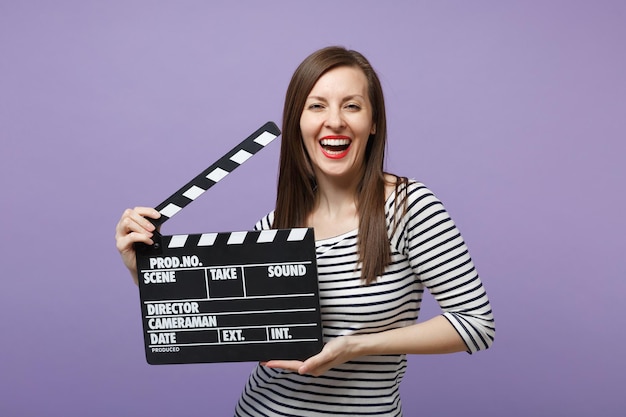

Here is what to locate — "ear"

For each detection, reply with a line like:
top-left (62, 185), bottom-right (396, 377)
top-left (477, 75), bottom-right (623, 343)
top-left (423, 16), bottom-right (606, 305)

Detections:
top-left (370, 123), bottom-right (376, 135)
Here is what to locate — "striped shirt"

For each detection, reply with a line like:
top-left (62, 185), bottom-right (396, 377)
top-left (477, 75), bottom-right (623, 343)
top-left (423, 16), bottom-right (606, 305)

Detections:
top-left (235, 181), bottom-right (495, 416)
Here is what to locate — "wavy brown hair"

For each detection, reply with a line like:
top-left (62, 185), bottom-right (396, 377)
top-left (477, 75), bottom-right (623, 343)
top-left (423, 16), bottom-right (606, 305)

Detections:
top-left (273, 46), bottom-right (403, 285)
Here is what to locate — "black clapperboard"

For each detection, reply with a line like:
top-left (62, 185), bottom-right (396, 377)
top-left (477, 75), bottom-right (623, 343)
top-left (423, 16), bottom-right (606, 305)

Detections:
top-left (134, 122), bottom-right (323, 365)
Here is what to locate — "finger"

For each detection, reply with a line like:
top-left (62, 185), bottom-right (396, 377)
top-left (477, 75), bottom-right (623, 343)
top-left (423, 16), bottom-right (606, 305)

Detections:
top-left (299, 354), bottom-right (329, 376)
top-left (116, 216), bottom-right (149, 242)
top-left (133, 206), bottom-right (161, 221)
top-left (116, 208), bottom-right (158, 237)
top-left (129, 207), bottom-right (161, 231)
top-left (116, 230), bottom-right (154, 253)
top-left (262, 360), bottom-right (304, 373)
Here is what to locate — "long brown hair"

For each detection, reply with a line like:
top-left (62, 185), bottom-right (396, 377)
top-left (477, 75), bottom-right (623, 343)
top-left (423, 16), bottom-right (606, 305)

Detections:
top-left (273, 46), bottom-right (397, 285)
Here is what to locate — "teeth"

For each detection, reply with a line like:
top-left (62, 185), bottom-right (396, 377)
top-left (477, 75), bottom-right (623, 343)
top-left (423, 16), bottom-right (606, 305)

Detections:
top-left (320, 138), bottom-right (350, 146)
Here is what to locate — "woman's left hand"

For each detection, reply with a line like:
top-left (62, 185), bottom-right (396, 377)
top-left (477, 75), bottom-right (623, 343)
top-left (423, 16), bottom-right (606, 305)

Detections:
top-left (262, 335), bottom-right (359, 377)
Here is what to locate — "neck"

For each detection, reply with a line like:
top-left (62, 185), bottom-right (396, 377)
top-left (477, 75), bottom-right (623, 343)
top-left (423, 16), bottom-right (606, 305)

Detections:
top-left (312, 173), bottom-right (360, 219)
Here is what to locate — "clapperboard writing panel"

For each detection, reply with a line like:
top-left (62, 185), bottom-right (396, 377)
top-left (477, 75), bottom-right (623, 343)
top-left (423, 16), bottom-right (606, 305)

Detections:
top-left (136, 228), bottom-right (321, 365)
top-left (135, 122), bottom-right (323, 365)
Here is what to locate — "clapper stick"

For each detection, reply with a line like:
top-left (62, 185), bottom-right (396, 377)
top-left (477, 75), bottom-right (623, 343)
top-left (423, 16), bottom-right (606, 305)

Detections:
top-left (141, 121), bottom-right (280, 249)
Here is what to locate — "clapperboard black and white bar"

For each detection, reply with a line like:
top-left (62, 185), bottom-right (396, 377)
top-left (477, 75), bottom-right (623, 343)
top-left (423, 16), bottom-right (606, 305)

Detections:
top-left (134, 122), bottom-right (323, 365)
top-left (151, 122), bottom-right (282, 229)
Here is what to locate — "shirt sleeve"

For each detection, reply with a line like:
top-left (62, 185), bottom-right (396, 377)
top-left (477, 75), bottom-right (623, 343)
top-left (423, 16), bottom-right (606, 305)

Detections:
top-left (254, 211), bottom-right (275, 231)
top-left (394, 182), bottom-right (495, 353)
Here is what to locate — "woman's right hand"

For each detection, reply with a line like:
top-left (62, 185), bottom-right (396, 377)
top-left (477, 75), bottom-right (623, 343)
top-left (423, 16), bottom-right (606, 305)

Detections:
top-left (115, 207), bottom-right (161, 285)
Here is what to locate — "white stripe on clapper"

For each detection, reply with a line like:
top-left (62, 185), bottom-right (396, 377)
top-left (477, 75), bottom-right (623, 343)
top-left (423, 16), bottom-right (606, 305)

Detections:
top-left (254, 131), bottom-right (277, 146)
top-left (287, 228), bottom-right (308, 241)
top-left (169, 235), bottom-right (188, 248)
top-left (230, 149), bottom-right (253, 165)
top-left (160, 203), bottom-right (182, 218)
top-left (257, 229), bottom-right (278, 243)
top-left (227, 231), bottom-right (247, 245)
top-left (198, 233), bottom-right (218, 246)
top-left (182, 185), bottom-right (206, 200)
top-left (206, 167), bottom-right (229, 183)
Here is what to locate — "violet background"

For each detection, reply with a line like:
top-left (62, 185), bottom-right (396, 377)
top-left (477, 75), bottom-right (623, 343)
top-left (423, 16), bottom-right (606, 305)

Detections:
top-left (1, 1), bottom-right (624, 416)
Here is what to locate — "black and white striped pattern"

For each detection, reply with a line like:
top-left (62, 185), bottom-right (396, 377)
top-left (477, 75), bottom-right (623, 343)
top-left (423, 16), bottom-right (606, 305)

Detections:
top-left (162, 228), bottom-right (310, 249)
top-left (153, 121), bottom-right (280, 226)
top-left (235, 181), bottom-right (495, 416)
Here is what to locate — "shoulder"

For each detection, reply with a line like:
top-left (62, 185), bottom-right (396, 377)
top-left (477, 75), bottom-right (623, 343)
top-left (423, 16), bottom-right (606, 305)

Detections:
top-left (384, 177), bottom-right (452, 237)
top-left (384, 174), bottom-right (439, 208)
top-left (405, 180), bottom-right (438, 202)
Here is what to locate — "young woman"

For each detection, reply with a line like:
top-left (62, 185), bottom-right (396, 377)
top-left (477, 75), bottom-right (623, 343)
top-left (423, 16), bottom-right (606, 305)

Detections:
top-left (115, 46), bottom-right (495, 416)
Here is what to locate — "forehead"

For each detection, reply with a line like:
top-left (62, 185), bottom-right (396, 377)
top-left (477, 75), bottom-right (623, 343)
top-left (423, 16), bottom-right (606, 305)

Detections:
top-left (308, 66), bottom-right (369, 98)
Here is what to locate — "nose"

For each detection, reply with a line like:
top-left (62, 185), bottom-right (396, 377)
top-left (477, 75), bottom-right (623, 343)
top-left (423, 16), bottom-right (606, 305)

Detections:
top-left (325, 106), bottom-right (345, 130)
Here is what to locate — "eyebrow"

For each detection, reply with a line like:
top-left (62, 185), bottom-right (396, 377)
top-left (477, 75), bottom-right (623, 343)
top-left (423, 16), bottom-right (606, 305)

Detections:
top-left (306, 94), bottom-right (366, 102)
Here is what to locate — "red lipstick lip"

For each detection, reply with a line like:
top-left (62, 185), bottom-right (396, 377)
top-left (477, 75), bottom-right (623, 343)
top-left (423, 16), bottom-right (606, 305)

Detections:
top-left (322, 148), bottom-right (350, 159)
top-left (319, 135), bottom-right (351, 141)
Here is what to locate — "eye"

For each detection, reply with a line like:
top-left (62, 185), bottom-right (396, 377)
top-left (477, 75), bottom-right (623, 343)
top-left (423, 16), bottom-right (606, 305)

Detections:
top-left (345, 103), bottom-right (361, 111)
top-left (307, 103), bottom-right (325, 111)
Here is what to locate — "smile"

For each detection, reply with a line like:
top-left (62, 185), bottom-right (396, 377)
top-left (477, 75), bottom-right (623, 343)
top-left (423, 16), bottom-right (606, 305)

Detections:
top-left (319, 136), bottom-right (351, 159)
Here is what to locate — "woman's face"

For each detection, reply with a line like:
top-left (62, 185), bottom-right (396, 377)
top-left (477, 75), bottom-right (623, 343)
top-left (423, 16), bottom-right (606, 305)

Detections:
top-left (300, 65), bottom-right (376, 183)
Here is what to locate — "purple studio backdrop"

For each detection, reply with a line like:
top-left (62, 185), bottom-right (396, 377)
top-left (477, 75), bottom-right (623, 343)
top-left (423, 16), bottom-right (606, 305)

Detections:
top-left (1, 1), bottom-right (624, 416)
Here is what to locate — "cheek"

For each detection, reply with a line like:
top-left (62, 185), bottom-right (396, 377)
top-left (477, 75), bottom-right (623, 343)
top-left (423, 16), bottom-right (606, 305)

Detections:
top-left (300, 117), bottom-right (321, 146)
top-left (299, 115), bottom-right (314, 136)
top-left (299, 126), bottom-right (316, 155)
